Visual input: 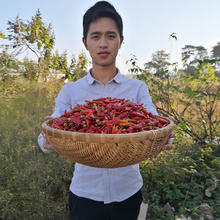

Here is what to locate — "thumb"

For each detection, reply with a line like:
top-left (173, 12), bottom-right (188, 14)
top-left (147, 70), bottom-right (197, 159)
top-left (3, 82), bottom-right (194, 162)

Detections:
top-left (44, 116), bottom-right (52, 121)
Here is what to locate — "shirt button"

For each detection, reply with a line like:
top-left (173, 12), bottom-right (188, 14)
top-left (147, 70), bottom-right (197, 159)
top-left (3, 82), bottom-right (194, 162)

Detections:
top-left (103, 171), bottom-right (106, 174)
top-left (104, 93), bottom-right (107, 96)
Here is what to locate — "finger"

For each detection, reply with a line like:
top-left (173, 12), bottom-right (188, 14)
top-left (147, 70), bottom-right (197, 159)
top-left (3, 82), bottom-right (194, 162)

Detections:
top-left (43, 143), bottom-right (54, 150)
top-left (168, 116), bottom-right (175, 123)
top-left (169, 131), bottom-right (175, 138)
top-left (43, 137), bottom-right (54, 150)
top-left (162, 143), bottom-right (173, 151)
top-left (45, 116), bottom-right (52, 121)
top-left (42, 133), bottom-right (54, 150)
top-left (44, 137), bottom-right (50, 144)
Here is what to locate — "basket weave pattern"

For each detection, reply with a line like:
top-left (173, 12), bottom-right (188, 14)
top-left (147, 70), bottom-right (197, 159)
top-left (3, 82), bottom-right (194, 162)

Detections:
top-left (42, 117), bottom-right (174, 168)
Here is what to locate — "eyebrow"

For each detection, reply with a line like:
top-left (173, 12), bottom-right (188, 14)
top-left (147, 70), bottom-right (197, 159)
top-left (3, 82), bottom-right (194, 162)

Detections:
top-left (90, 31), bottom-right (117, 36)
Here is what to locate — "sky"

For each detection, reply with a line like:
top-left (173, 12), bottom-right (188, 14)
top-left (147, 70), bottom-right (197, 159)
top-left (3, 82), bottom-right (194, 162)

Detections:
top-left (1, 0), bottom-right (220, 73)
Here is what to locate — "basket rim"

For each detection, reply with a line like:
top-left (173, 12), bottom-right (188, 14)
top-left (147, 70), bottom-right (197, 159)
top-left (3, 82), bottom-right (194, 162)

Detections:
top-left (42, 116), bottom-right (174, 144)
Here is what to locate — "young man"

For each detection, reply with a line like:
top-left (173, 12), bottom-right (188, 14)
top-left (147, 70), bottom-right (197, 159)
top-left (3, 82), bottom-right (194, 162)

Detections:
top-left (38, 1), bottom-right (174, 219)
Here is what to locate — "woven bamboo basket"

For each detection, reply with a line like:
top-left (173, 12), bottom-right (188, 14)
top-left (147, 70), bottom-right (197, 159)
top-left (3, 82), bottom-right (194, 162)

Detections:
top-left (42, 117), bottom-right (174, 168)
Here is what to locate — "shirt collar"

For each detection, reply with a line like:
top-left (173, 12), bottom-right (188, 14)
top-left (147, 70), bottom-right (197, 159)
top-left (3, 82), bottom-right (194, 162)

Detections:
top-left (86, 70), bottom-right (96, 85)
top-left (86, 68), bottom-right (123, 85)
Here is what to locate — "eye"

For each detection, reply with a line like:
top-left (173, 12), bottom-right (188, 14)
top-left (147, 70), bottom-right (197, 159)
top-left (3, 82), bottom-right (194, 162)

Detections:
top-left (92, 35), bottom-right (99, 39)
top-left (108, 35), bottom-right (115, 39)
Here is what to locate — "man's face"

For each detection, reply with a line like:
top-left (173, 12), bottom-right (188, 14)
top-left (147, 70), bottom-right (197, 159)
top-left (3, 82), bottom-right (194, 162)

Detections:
top-left (83, 17), bottom-right (123, 68)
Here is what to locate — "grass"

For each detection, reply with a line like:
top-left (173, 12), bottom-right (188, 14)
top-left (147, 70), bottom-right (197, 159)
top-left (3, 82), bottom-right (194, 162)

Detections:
top-left (0, 79), bottom-right (219, 220)
top-left (0, 80), bottom-right (73, 220)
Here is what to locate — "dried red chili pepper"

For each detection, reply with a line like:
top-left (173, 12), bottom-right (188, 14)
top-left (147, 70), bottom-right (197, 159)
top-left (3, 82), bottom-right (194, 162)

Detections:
top-left (117, 112), bottom-right (128, 119)
top-left (112, 125), bottom-right (119, 134)
top-left (119, 122), bottom-right (134, 127)
top-left (77, 127), bottom-right (88, 133)
top-left (148, 112), bottom-right (156, 119)
top-left (50, 97), bottom-right (169, 133)
top-left (127, 121), bottom-right (145, 133)
top-left (116, 129), bottom-right (122, 134)
top-left (97, 105), bottom-right (105, 117)
top-left (151, 120), bottom-right (160, 126)
top-left (129, 111), bottom-right (148, 119)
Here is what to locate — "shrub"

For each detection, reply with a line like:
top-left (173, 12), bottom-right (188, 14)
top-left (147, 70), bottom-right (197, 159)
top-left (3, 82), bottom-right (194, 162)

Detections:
top-left (0, 80), bottom-right (73, 220)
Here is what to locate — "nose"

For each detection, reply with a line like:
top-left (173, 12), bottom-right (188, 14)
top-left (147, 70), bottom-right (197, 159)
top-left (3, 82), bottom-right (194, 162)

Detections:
top-left (99, 36), bottom-right (108, 48)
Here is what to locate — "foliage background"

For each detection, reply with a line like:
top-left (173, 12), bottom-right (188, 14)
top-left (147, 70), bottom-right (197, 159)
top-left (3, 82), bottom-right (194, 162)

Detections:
top-left (1, 63), bottom-right (220, 220)
top-left (0, 80), bottom-right (73, 219)
top-left (0, 8), bottom-right (220, 220)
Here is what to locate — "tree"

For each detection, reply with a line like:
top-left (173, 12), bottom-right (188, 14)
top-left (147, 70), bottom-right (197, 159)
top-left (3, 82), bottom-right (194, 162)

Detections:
top-left (49, 51), bottom-right (88, 82)
top-left (62, 52), bottom-right (88, 81)
top-left (0, 50), bottom-right (23, 96)
top-left (51, 50), bottom-right (68, 74)
top-left (211, 42), bottom-right (220, 59)
top-left (22, 59), bottom-right (38, 82)
top-left (144, 50), bottom-right (170, 78)
top-left (181, 45), bottom-right (208, 75)
top-left (1, 9), bottom-right (55, 81)
top-left (181, 45), bottom-right (208, 63)
top-left (0, 50), bottom-right (21, 82)
top-left (73, 52), bottom-right (88, 80)
top-left (129, 57), bottom-right (220, 144)
top-left (211, 42), bottom-right (220, 77)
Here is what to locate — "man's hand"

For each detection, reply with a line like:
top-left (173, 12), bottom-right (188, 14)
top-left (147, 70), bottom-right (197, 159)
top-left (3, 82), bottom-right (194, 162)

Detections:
top-left (161, 116), bottom-right (175, 151)
top-left (42, 116), bottom-right (54, 151)
top-left (150, 116), bottom-right (175, 159)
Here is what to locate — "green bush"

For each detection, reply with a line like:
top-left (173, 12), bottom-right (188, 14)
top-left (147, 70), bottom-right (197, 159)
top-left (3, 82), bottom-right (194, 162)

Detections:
top-left (1, 78), bottom-right (219, 220)
top-left (0, 80), bottom-right (73, 220)
top-left (140, 140), bottom-right (220, 219)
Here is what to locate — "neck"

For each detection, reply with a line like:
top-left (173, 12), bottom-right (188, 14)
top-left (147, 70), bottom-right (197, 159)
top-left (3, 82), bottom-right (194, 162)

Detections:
top-left (90, 64), bottom-right (117, 85)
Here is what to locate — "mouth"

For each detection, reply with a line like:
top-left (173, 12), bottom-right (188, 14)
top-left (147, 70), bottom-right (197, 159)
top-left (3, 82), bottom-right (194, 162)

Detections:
top-left (98, 51), bottom-right (110, 58)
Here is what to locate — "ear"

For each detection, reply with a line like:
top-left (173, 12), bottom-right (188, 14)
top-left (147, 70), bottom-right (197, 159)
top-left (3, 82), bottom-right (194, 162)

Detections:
top-left (119, 36), bottom-right (124, 48)
top-left (82, 37), bottom-right (88, 50)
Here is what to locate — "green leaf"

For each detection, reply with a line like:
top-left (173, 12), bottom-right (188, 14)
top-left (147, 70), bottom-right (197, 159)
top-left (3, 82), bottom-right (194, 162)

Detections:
top-left (37, 41), bottom-right (42, 49)
top-left (0, 32), bottom-right (6, 39)
top-left (169, 32), bottom-right (177, 40)
top-left (170, 85), bottom-right (178, 90)
top-left (182, 57), bottom-right (188, 62)
top-left (195, 100), bottom-right (200, 106)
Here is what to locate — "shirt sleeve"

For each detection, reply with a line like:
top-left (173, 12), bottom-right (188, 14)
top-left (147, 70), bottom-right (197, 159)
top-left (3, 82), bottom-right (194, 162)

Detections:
top-left (51, 84), bottom-right (73, 118)
top-left (137, 82), bottom-right (158, 115)
top-left (37, 133), bottom-right (54, 153)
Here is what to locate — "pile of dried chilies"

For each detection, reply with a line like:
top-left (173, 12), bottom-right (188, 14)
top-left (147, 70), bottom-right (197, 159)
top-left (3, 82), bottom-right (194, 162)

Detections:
top-left (50, 97), bottom-right (169, 134)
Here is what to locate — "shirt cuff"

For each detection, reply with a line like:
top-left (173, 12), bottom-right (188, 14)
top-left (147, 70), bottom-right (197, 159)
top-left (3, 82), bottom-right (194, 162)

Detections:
top-left (37, 133), bottom-right (54, 153)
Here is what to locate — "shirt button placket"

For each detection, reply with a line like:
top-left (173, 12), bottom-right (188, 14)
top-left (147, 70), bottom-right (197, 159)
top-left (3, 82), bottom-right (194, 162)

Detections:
top-left (103, 84), bottom-right (109, 97)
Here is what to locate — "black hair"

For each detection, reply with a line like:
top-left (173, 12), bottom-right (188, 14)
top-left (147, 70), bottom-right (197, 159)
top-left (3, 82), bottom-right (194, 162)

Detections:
top-left (83, 1), bottom-right (123, 41)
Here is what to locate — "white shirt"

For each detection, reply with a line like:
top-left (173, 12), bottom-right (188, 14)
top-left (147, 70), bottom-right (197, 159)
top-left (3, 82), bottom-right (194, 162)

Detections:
top-left (38, 69), bottom-right (157, 204)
